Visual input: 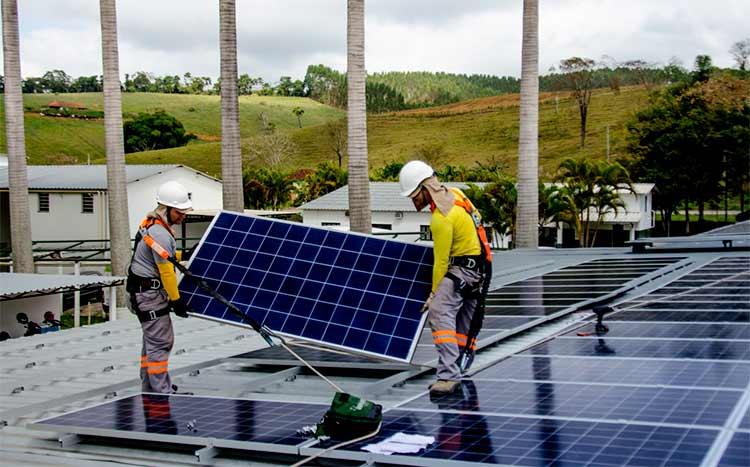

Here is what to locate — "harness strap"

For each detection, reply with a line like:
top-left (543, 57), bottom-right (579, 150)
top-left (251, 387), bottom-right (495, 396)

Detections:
top-left (448, 188), bottom-right (492, 263)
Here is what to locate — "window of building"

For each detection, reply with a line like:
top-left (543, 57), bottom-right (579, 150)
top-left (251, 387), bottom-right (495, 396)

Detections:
top-left (419, 225), bottom-right (432, 241)
top-left (82, 193), bottom-right (94, 213)
top-left (372, 223), bottom-right (392, 230)
top-left (38, 193), bottom-right (50, 212)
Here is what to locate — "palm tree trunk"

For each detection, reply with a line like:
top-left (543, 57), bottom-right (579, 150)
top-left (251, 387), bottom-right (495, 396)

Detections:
top-left (220, 0), bottom-right (243, 212)
top-left (100, 0), bottom-right (131, 304)
top-left (346, 0), bottom-right (371, 234)
top-left (515, 0), bottom-right (539, 248)
top-left (2, 0), bottom-right (33, 272)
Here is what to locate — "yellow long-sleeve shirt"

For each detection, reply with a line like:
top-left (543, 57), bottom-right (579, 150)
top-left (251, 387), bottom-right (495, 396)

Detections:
top-left (429, 189), bottom-right (482, 292)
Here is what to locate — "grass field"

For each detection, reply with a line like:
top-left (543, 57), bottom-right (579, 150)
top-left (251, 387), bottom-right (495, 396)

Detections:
top-left (0, 86), bottom-right (651, 179)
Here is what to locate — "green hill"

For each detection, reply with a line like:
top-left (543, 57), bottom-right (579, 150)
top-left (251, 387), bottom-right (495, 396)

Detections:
top-left (1, 86), bottom-right (651, 179)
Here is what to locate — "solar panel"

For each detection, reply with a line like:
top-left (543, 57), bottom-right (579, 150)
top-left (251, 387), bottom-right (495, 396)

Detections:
top-left (305, 409), bottom-right (719, 467)
top-left (179, 212), bottom-right (432, 362)
top-left (400, 380), bottom-right (739, 426)
top-left (607, 309), bottom-right (750, 322)
top-left (31, 394), bottom-right (326, 453)
top-left (473, 355), bottom-right (750, 389)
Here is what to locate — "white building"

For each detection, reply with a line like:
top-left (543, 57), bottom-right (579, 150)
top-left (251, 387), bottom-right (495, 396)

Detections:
top-left (300, 182), bottom-right (656, 247)
top-left (0, 163), bottom-right (223, 247)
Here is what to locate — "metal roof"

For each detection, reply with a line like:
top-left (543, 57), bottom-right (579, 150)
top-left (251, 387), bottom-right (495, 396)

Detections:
top-left (0, 164), bottom-right (216, 191)
top-left (0, 273), bottom-right (124, 300)
top-left (1, 248), bottom-right (746, 467)
top-left (300, 182), bottom-right (485, 211)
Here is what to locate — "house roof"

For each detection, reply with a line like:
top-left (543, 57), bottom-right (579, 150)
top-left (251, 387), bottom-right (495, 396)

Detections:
top-left (300, 182), bottom-right (485, 211)
top-left (0, 273), bottom-right (124, 300)
top-left (0, 164), bottom-right (218, 191)
top-left (46, 101), bottom-right (87, 110)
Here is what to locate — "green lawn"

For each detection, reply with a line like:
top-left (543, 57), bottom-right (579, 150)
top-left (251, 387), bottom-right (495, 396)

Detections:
top-left (2, 86), bottom-right (651, 178)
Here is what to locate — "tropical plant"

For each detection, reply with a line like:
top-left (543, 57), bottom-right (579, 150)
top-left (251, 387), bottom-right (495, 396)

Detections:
top-left (242, 168), bottom-right (294, 210)
top-left (515, 0), bottom-right (540, 248)
top-left (346, 0), bottom-right (371, 234)
top-left (371, 161), bottom-right (403, 181)
top-left (2, 0), bottom-right (33, 272)
top-left (298, 161), bottom-right (348, 204)
top-left (464, 179), bottom-right (517, 245)
top-left (99, 0), bottom-right (131, 299)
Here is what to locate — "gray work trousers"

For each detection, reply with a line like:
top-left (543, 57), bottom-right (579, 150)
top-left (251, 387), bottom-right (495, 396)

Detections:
top-left (140, 313), bottom-right (174, 393)
top-left (427, 265), bottom-right (482, 381)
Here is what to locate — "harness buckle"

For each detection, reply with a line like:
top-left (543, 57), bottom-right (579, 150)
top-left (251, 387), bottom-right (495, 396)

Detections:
top-left (148, 310), bottom-right (156, 321)
top-left (150, 278), bottom-right (162, 290)
top-left (465, 258), bottom-right (476, 269)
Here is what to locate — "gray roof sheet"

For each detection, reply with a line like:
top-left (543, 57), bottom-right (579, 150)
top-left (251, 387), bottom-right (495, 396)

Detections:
top-left (0, 164), bottom-right (192, 190)
top-left (0, 273), bottom-right (124, 297)
top-left (300, 182), bottom-right (485, 211)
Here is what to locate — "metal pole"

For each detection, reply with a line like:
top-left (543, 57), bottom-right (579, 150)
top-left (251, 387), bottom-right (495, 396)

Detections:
top-left (109, 285), bottom-right (117, 321)
top-left (74, 261), bottom-right (80, 328)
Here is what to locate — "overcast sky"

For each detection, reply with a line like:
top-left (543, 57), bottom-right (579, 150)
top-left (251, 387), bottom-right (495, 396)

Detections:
top-left (4, 0), bottom-right (749, 84)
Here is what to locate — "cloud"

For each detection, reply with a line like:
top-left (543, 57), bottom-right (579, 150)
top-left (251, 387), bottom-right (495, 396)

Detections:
top-left (2, 0), bottom-right (749, 83)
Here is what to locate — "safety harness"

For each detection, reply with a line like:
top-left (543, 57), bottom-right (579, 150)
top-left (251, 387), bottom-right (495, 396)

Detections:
top-left (126, 218), bottom-right (175, 322)
top-left (443, 188), bottom-right (493, 372)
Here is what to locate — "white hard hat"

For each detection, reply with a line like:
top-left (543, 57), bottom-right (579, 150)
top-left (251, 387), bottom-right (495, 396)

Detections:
top-left (398, 160), bottom-right (434, 197)
top-left (156, 181), bottom-right (193, 211)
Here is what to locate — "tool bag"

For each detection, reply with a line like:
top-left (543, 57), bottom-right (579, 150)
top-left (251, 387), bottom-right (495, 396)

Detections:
top-left (315, 392), bottom-right (382, 440)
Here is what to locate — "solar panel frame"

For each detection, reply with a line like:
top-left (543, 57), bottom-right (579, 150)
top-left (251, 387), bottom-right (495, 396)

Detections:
top-left (29, 393), bottom-right (328, 455)
top-left (179, 211), bottom-right (432, 363)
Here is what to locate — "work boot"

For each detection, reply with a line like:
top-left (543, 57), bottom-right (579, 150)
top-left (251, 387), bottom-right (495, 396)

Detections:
top-left (429, 380), bottom-right (460, 396)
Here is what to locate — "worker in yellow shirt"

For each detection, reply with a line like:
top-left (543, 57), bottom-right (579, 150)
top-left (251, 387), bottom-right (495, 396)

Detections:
top-left (399, 161), bottom-right (492, 396)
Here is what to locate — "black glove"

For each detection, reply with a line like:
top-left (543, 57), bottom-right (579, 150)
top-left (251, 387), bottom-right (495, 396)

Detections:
top-left (183, 243), bottom-right (199, 262)
top-left (170, 298), bottom-right (192, 318)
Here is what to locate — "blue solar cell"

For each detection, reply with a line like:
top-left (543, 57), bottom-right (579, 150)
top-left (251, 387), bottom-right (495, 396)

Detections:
top-left (741, 408), bottom-right (750, 430)
top-left (400, 380), bottom-right (739, 426)
top-left (33, 394), bottom-right (324, 448)
top-left (180, 212), bottom-right (432, 362)
top-left (313, 408), bottom-right (718, 466)
top-left (473, 356), bottom-right (750, 389)
top-left (718, 432), bottom-right (750, 467)
top-left (525, 338), bottom-right (750, 360)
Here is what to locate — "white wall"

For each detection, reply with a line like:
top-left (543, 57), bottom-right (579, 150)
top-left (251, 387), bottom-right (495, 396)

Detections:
top-left (29, 191), bottom-right (106, 241)
top-left (302, 209), bottom-right (432, 243)
top-left (126, 167), bottom-right (223, 237)
top-left (0, 295), bottom-right (61, 338)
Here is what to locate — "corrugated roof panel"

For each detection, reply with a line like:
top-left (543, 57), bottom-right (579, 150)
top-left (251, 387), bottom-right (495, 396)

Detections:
top-left (0, 273), bottom-right (124, 297)
top-left (0, 165), bottom-right (180, 190)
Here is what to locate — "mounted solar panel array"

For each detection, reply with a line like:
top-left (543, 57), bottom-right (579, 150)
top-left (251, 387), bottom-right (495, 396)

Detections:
top-left (294, 255), bottom-right (749, 466)
top-left (30, 255), bottom-right (749, 466)
top-left (403, 256), bottom-right (689, 365)
top-left (178, 212), bottom-right (432, 362)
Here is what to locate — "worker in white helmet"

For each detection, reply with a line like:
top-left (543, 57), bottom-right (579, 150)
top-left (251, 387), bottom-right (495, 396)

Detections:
top-left (126, 180), bottom-right (194, 394)
top-left (399, 161), bottom-right (493, 396)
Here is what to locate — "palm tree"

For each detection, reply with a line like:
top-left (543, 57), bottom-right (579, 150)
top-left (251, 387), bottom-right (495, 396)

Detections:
top-left (346, 0), bottom-right (371, 234)
top-left (515, 0), bottom-right (539, 248)
top-left (1, 0), bottom-right (33, 272)
top-left (220, 0), bottom-right (243, 212)
top-left (99, 0), bottom-right (131, 297)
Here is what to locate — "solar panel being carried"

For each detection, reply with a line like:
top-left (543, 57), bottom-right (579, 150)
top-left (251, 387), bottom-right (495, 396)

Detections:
top-left (178, 212), bottom-right (432, 362)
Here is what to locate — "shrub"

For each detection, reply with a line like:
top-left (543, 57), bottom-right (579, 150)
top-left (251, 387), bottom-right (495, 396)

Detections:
top-left (123, 110), bottom-right (196, 153)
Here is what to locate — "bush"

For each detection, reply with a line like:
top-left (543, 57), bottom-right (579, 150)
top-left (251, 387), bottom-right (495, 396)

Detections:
top-left (39, 107), bottom-right (104, 119)
top-left (123, 110), bottom-right (196, 153)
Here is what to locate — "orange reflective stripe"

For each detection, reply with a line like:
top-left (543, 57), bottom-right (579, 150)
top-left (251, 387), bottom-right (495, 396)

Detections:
top-left (147, 367), bottom-right (169, 374)
top-left (431, 330), bottom-right (456, 337)
top-left (434, 337), bottom-right (459, 345)
top-left (140, 356), bottom-right (147, 360)
top-left (147, 360), bottom-right (169, 367)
